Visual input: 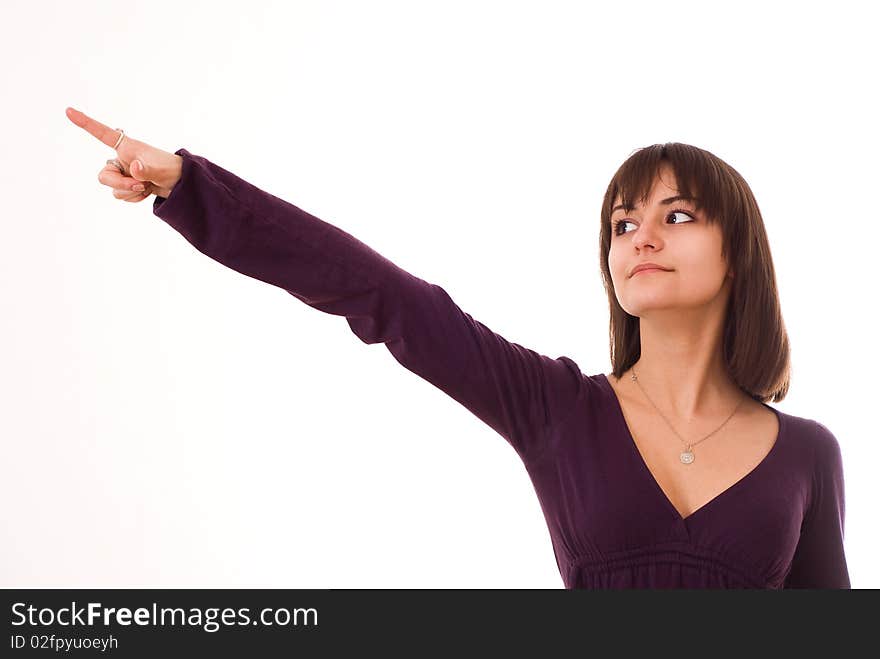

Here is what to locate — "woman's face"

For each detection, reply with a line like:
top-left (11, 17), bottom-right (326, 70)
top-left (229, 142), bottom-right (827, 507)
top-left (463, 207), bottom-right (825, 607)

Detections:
top-left (608, 163), bottom-right (733, 319)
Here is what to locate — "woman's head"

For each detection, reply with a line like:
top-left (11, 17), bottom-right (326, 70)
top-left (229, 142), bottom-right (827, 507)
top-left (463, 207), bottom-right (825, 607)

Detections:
top-left (598, 143), bottom-right (790, 403)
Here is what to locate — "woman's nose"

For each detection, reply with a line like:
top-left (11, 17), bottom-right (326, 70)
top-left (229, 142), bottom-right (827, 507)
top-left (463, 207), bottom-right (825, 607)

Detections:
top-left (632, 222), bottom-right (664, 249)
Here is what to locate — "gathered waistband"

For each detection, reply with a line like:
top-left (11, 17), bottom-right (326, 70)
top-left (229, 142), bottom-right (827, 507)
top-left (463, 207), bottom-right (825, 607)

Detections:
top-left (566, 542), bottom-right (770, 589)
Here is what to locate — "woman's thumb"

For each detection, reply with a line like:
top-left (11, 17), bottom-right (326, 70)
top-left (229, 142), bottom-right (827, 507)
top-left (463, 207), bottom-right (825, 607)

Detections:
top-left (131, 159), bottom-right (147, 180)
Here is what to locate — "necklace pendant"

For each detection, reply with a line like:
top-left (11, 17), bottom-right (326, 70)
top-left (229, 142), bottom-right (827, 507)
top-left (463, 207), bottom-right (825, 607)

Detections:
top-left (680, 450), bottom-right (695, 465)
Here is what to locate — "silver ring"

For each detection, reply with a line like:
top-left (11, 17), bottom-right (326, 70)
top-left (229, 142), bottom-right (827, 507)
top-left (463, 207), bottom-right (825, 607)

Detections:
top-left (105, 158), bottom-right (125, 174)
top-left (112, 128), bottom-right (125, 150)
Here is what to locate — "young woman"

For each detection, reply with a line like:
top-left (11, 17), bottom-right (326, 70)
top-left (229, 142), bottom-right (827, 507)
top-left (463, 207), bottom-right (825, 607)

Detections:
top-left (66, 107), bottom-right (850, 589)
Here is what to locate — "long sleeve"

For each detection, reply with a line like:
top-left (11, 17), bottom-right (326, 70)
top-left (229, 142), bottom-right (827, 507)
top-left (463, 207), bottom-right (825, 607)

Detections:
top-left (783, 422), bottom-right (851, 588)
top-left (150, 148), bottom-right (584, 465)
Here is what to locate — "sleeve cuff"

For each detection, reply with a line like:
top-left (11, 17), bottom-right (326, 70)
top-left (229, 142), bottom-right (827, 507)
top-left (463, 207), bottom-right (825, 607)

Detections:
top-left (152, 147), bottom-right (194, 215)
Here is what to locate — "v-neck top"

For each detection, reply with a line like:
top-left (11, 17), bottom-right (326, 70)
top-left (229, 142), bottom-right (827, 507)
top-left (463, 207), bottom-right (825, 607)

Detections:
top-left (152, 148), bottom-right (851, 589)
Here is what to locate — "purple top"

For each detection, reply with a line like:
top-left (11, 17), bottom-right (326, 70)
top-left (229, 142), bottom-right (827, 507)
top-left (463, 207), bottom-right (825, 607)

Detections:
top-left (152, 148), bottom-right (850, 589)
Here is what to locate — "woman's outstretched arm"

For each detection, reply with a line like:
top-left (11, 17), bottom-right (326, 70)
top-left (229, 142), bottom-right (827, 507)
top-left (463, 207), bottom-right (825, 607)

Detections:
top-left (66, 105), bottom-right (585, 466)
top-left (151, 148), bottom-right (585, 465)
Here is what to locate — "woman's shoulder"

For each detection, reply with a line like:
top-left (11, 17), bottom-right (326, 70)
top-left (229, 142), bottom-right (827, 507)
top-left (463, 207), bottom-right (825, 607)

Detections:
top-left (771, 406), bottom-right (844, 471)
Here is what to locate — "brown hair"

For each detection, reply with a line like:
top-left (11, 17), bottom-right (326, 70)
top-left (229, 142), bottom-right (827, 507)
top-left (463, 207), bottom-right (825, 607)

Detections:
top-left (598, 143), bottom-right (790, 403)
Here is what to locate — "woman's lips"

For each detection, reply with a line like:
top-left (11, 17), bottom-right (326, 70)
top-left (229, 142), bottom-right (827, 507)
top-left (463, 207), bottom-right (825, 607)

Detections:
top-left (632, 267), bottom-right (670, 277)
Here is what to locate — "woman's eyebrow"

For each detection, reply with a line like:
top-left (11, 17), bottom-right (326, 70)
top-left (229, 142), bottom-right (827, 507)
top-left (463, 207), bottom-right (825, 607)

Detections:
top-left (611, 195), bottom-right (699, 215)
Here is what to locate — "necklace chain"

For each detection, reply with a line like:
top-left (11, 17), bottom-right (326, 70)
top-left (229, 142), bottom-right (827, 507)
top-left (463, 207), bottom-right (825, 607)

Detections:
top-left (630, 366), bottom-right (745, 465)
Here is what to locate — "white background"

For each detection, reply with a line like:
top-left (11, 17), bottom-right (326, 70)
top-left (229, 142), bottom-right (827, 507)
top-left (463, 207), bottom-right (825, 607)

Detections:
top-left (2, 0), bottom-right (877, 588)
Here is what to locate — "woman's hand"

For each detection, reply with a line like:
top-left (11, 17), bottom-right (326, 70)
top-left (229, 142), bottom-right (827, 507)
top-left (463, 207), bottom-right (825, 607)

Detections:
top-left (65, 107), bottom-right (183, 202)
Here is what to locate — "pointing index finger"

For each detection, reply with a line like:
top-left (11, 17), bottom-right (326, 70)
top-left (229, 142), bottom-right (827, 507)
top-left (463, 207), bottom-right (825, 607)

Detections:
top-left (65, 107), bottom-right (122, 149)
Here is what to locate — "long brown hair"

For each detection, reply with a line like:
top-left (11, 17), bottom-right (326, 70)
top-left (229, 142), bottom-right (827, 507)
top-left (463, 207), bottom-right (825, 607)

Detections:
top-left (598, 143), bottom-right (790, 403)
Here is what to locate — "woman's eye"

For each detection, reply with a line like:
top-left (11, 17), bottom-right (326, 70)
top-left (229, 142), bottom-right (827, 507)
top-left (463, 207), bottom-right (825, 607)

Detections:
top-left (668, 210), bottom-right (695, 224)
top-left (612, 210), bottom-right (695, 236)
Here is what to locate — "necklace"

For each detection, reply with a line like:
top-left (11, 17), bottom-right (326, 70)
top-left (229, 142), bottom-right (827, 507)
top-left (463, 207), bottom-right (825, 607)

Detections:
top-left (630, 366), bottom-right (745, 465)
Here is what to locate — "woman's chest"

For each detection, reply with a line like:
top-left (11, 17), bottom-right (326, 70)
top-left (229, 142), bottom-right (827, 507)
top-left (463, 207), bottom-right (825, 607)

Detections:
top-left (622, 401), bottom-right (780, 520)
top-left (526, 388), bottom-right (805, 586)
